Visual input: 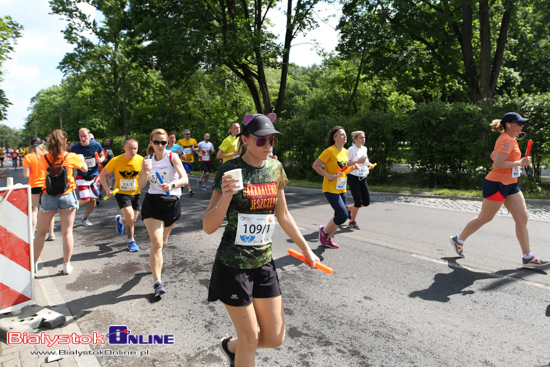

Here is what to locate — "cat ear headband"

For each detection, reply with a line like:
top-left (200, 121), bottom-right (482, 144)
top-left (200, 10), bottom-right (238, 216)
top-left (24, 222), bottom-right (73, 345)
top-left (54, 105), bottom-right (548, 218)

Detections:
top-left (242, 113), bottom-right (276, 126)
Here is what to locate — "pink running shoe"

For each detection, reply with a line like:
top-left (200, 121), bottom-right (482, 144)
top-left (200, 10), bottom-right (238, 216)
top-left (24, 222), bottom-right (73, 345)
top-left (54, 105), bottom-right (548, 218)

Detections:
top-left (324, 237), bottom-right (339, 249)
top-left (319, 226), bottom-right (328, 246)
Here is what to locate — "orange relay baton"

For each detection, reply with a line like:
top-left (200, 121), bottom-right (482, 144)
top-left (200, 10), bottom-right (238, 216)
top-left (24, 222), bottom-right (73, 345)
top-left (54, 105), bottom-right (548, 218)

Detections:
top-left (288, 249), bottom-right (333, 275)
top-left (95, 152), bottom-right (103, 170)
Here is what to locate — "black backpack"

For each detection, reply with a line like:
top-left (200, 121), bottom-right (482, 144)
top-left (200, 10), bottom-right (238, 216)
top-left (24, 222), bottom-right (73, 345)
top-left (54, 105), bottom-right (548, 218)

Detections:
top-left (44, 153), bottom-right (70, 196)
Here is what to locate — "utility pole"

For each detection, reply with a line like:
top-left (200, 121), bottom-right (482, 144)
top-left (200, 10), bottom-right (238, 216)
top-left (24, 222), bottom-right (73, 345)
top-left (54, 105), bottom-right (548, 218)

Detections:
top-left (59, 107), bottom-right (63, 130)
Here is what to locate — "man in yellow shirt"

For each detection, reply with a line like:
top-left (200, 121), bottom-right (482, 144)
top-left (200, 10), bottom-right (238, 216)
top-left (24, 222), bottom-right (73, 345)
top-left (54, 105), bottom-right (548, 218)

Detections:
top-left (100, 138), bottom-right (143, 252)
top-left (176, 129), bottom-right (198, 197)
top-left (216, 121), bottom-right (241, 163)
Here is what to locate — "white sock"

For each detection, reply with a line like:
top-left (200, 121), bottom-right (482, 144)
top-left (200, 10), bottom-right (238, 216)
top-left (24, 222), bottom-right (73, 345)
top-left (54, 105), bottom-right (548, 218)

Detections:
top-left (129, 238), bottom-right (134, 243)
top-left (522, 252), bottom-right (533, 259)
top-left (456, 235), bottom-right (464, 245)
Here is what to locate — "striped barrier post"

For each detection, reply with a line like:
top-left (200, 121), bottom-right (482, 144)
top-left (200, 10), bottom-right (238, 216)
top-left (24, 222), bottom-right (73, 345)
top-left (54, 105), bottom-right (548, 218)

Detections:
top-left (0, 183), bottom-right (34, 314)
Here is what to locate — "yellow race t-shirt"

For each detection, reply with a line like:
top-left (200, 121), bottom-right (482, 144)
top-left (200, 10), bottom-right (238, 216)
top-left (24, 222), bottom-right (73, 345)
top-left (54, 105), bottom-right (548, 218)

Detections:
top-left (318, 145), bottom-right (349, 194)
top-left (176, 138), bottom-right (198, 163)
top-left (104, 154), bottom-right (144, 195)
top-left (218, 135), bottom-right (239, 163)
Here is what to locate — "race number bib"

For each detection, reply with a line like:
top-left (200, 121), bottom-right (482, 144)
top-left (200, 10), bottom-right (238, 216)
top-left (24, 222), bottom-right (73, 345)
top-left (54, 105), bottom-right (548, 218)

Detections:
top-left (184, 147), bottom-right (192, 155)
top-left (512, 166), bottom-right (521, 178)
top-left (202, 153), bottom-right (210, 161)
top-left (336, 177), bottom-right (347, 190)
top-left (85, 157), bottom-right (96, 168)
top-left (235, 214), bottom-right (276, 246)
top-left (120, 179), bottom-right (136, 191)
top-left (148, 171), bottom-right (170, 186)
top-left (357, 165), bottom-right (368, 178)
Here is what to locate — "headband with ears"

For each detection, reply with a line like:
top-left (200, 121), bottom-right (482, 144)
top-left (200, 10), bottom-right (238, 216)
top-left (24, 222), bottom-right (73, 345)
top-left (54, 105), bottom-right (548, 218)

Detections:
top-left (242, 113), bottom-right (277, 126)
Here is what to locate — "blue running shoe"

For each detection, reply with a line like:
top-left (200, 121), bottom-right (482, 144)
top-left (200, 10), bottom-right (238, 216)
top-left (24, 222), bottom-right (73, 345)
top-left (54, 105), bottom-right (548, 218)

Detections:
top-left (154, 281), bottom-right (166, 298)
top-left (115, 215), bottom-right (124, 234)
top-left (127, 240), bottom-right (139, 252)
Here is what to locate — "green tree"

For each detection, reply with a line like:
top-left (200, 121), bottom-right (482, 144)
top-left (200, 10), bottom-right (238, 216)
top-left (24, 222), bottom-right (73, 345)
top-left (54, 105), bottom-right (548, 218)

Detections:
top-left (338, 0), bottom-right (526, 103)
top-left (0, 16), bottom-right (22, 120)
top-left (0, 124), bottom-right (21, 148)
top-left (129, 0), bottom-right (325, 115)
top-left (50, 0), bottom-right (146, 136)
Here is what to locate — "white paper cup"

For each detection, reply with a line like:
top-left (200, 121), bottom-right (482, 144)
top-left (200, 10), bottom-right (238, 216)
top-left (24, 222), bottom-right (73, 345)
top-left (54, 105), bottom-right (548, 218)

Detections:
top-left (144, 158), bottom-right (152, 170)
top-left (223, 168), bottom-right (243, 191)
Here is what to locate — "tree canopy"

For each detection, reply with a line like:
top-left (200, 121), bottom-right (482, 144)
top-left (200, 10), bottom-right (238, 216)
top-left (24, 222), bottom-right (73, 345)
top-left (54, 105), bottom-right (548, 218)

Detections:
top-left (0, 16), bottom-right (22, 120)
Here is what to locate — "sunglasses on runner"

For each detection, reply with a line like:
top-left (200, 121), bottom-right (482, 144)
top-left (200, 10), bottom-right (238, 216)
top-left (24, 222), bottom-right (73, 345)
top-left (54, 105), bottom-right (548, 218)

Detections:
top-left (255, 137), bottom-right (278, 147)
top-left (152, 140), bottom-right (168, 146)
top-left (515, 121), bottom-right (524, 127)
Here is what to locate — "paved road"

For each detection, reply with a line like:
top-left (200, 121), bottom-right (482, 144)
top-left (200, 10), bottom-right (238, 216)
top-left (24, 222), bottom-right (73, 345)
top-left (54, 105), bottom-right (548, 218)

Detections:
top-left (2, 167), bottom-right (550, 366)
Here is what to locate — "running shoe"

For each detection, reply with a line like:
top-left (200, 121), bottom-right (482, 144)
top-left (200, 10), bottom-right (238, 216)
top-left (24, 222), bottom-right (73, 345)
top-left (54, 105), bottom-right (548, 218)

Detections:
top-left (522, 256), bottom-right (550, 267)
top-left (81, 218), bottom-right (93, 227)
top-left (319, 226), bottom-right (328, 246)
top-left (127, 240), bottom-right (139, 252)
top-left (115, 215), bottom-right (125, 234)
top-left (189, 190), bottom-right (195, 197)
top-left (201, 185), bottom-right (208, 191)
top-left (63, 263), bottom-right (73, 275)
top-left (324, 237), bottom-right (340, 249)
top-left (219, 336), bottom-right (235, 367)
top-left (197, 178), bottom-right (202, 188)
top-left (449, 236), bottom-right (465, 257)
top-left (45, 233), bottom-right (56, 241)
top-left (349, 221), bottom-right (360, 229)
top-left (154, 281), bottom-right (166, 297)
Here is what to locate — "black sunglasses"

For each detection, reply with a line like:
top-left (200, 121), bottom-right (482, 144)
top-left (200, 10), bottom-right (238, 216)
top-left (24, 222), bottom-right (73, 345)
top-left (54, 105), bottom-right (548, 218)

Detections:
top-left (152, 140), bottom-right (168, 146)
top-left (255, 137), bottom-right (278, 147)
top-left (515, 121), bottom-right (524, 127)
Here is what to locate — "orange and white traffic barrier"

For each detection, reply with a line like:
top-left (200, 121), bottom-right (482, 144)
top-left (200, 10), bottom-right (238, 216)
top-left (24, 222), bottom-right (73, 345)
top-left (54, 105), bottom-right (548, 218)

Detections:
top-left (0, 183), bottom-right (34, 314)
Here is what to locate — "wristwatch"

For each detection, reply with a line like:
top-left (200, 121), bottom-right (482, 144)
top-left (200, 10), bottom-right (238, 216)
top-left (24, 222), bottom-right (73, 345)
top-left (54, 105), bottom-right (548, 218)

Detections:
top-left (171, 183), bottom-right (176, 190)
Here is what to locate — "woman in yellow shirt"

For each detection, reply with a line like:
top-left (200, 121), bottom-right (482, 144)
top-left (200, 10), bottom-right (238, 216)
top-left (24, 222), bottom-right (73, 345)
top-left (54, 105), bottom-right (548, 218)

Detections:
top-left (312, 126), bottom-right (358, 248)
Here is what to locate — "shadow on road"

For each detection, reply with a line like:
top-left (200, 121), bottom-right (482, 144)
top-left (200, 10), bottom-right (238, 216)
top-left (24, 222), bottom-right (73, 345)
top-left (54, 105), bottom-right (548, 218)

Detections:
top-left (59, 272), bottom-right (152, 320)
top-left (408, 257), bottom-right (547, 303)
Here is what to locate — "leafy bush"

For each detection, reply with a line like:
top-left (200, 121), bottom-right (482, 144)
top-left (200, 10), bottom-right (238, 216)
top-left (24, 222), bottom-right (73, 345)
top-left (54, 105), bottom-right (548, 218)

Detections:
top-left (404, 102), bottom-right (493, 188)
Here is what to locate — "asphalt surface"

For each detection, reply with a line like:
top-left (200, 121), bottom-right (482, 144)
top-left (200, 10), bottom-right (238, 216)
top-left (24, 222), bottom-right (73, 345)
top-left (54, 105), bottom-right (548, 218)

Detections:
top-left (1, 166), bottom-right (550, 366)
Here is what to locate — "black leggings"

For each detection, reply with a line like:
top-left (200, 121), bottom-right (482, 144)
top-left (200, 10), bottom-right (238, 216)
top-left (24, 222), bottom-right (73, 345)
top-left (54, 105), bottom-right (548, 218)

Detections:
top-left (348, 174), bottom-right (370, 208)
